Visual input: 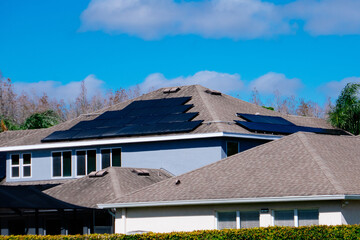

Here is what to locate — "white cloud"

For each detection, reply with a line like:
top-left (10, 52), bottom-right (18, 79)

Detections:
top-left (80, 0), bottom-right (360, 39)
top-left (319, 76), bottom-right (360, 98)
top-left (13, 74), bottom-right (105, 102)
top-left (139, 71), bottom-right (244, 93)
top-left (286, 0), bottom-right (360, 35)
top-left (249, 72), bottom-right (303, 96)
top-left (80, 0), bottom-right (290, 40)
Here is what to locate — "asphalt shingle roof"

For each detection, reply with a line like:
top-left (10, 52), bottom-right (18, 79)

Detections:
top-left (44, 167), bottom-right (172, 208)
top-left (0, 85), bottom-right (336, 148)
top-left (104, 132), bottom-right (360, 205)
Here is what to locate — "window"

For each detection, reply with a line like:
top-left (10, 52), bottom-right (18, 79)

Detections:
top-left (101, 148), bottom-right (121, 169)
top-left (240, 211), bottom-right (259, 228)
top-left (22, 153), bottom-right (31, 177)
top-left (77, 150), bottom-right (97, 176)
top-left (217, 211), bottom-right (260, 229)
top-left (298, 209), bottom-right (319, 226)
top-left (11, 154), bottom-right (20, 178)
top-left (52, 151), bottom-right (72, 177)
top-left (217, 212), bottom-right (236, 230)
top-left (274, 210), bottom-right (294, 226)
top-left (226, 141), bottom-right (239, 157)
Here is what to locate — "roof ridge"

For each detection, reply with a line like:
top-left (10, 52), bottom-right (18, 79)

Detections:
top-left (297, 132), bottom-right (345, 194)
top-left (195, 85), bottom-right (222, 131)
top-left (108, 168), bottom-right (123, 199)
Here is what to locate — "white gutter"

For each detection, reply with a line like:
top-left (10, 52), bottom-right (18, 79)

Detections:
top-left (0, 132), bottom-right (281, 152)
top-left (97, 195), bottom-right (360, 209)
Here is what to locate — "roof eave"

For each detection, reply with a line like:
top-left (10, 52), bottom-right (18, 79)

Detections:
top-left (97, 195), bottom-right (360, 209)
top-left (0, 132), bottom-right (281, 152)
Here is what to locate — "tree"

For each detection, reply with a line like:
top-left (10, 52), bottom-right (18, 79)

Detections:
top-left (22, 110), bottom-right (61, 129)
top-left (328, 82), bottom-right (360, 135)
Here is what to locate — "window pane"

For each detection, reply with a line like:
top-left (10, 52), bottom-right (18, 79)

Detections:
top-left (274, 210), bottom-right (294, 226)
top-left (299, 209), bottom-right (319, 226)
top-left (52, 152), bottom-right (62, 177)
top-left (240, 211), bottom-right (259, 228)
top-left (218, 212), bottom-right (236, 229)
top-left (23, 154), bottom-right (31, 165)
top-left (227, 142), bottom-right (239, 157)
top-left (63, 151), bottom-right (72, 177)
top-left (12, 166), bottom-right (19, 177)
top-left (101, 149), bottom-right (110, 169)
top-left (11, 155), bottom-right (19, 165)
top-left (23, 166), bottom-right (31, 177)
top-left (77, 151), bottom-right (86, 176)
top-left (87, 150), bottom-right (96, 174)
top-left (112, 148), bottom-right (121, 167)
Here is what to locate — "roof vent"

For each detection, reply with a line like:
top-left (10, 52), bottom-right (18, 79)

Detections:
top-left (205, 89), bottom-right (221, 95)
top-left (132, 169), bottom-right (150, 176)
top-left (163, 87), bottom-right (180, 94)
top-left (89, 170), bottom-right (108, 178)
top-left (175, 179), bottom-right (181, 185)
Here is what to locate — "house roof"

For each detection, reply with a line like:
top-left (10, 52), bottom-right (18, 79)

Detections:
top-left (0, 185), bottom-right (83, 209)
top-left (0, 85), bottom-right (337, 149)
top-left (100, 132), bottom-right (360, 207)
top-left (44, 167), bottom-right (172, 208)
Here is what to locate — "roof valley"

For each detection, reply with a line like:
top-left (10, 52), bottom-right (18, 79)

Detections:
top-left (297, 133), bottom-right (345, 194)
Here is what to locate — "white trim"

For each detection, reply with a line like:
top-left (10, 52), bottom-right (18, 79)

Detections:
top-left (97, 194), bottom-right (360, 209)
top-left (236, 211), bottom-right (241, 229)
top-left (0, 132), bottom-right (281, 152)
top-left (294, 209), bottom-right (299, 227)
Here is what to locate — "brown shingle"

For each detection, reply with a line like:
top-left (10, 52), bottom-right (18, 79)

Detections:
top-left (44, 167), bottom-right (172, 208)
top-left (0, 85), bottom-right (337, 148)
top-left (104, 133), bottom-right (360, 205)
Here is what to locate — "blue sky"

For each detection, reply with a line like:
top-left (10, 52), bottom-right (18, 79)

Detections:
top-left (1, 0), bottom-right (360, 105)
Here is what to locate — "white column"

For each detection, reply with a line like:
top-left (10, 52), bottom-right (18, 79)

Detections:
top-left (236, 211), bottom-right (241, 229)
top-left (294, 209), bottom-right (299, 227)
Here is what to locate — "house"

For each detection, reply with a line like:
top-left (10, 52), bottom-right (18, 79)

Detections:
top-left (0, 85), bottom-right (341, 183)
top-left (0, 167), bottom-right (171, 235)
top-left (98, 132), bottom-right (360, 234)
top-left (0, 85), bottom-right (348, 235)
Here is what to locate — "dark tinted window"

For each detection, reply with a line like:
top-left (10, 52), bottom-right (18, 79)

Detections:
top-left (63, 151), bottom-right (72, 177)
top-left (101, 149), bottom-right (110, 169)
top-left (87, 150), bottom-right (96, 174)
top-left (52, 152), bottom-right (61, 177)
top-left (227, 142), bottom-right (239, 157)
top-left (112, 148), bottom-right (121, 167)
top-left (77, 151), bottom-right (86, 176)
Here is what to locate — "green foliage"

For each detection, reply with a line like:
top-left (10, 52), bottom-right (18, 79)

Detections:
top-left (22, 110), bottom-right (61, 130)
top-left (329, 82), bottom-right (360, 135)
top-left (0, 117), bottom-right (20, 132)
top-left (2, 225), bottom-right (360, 240)
top-left (262, 106), bottom-right (275, 111)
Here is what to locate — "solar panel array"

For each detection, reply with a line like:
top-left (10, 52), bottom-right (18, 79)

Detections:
top-left (42, 97), bottom-right (202, 142)
top-left (235, 113), bottom-right (349, 136)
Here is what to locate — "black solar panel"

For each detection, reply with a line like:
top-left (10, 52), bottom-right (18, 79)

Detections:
top-left (42, 96), bottom-right (202, 142)
top-left (237, 113), bottom-right (295, 126)
top-left (235, 121), bottom-right (349, 136)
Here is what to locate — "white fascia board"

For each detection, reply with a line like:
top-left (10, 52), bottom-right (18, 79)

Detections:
top-left (97, 195), bottom-right (360, 209)
top-left (0, 132), bottom-right (281, 152)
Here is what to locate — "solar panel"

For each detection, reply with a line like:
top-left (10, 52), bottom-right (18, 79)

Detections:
top-left (235, 121), bottom-right (349, 136)
top-left (237, 113), bottom-right (295, 126)
top-left (42, 96), bottom-right (201, 142)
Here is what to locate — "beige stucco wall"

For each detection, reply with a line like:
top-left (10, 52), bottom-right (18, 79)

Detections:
top-left (114, 200), bottom-right (351, 234)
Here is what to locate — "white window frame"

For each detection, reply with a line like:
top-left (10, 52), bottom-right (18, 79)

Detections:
top-left (226, 141), bottom-right (240, 157)
top-left (76, 149), bottom-right (97, 176)
top-left (100, 147), bottom-right (122, 169)
top-left (272, 209), bottom-right (319, 227)
top-left (10, 154), bottom-right (20, 179)
top-left (22, 153), bottom-right (32, 178)
top-left (216, 210), bottom-right (260, 229)
top-left (51, 151), bottom-right (73, 178)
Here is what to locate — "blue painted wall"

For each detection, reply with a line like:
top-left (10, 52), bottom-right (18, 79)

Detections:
top-left (5, 137), bottom-right (270, 183)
